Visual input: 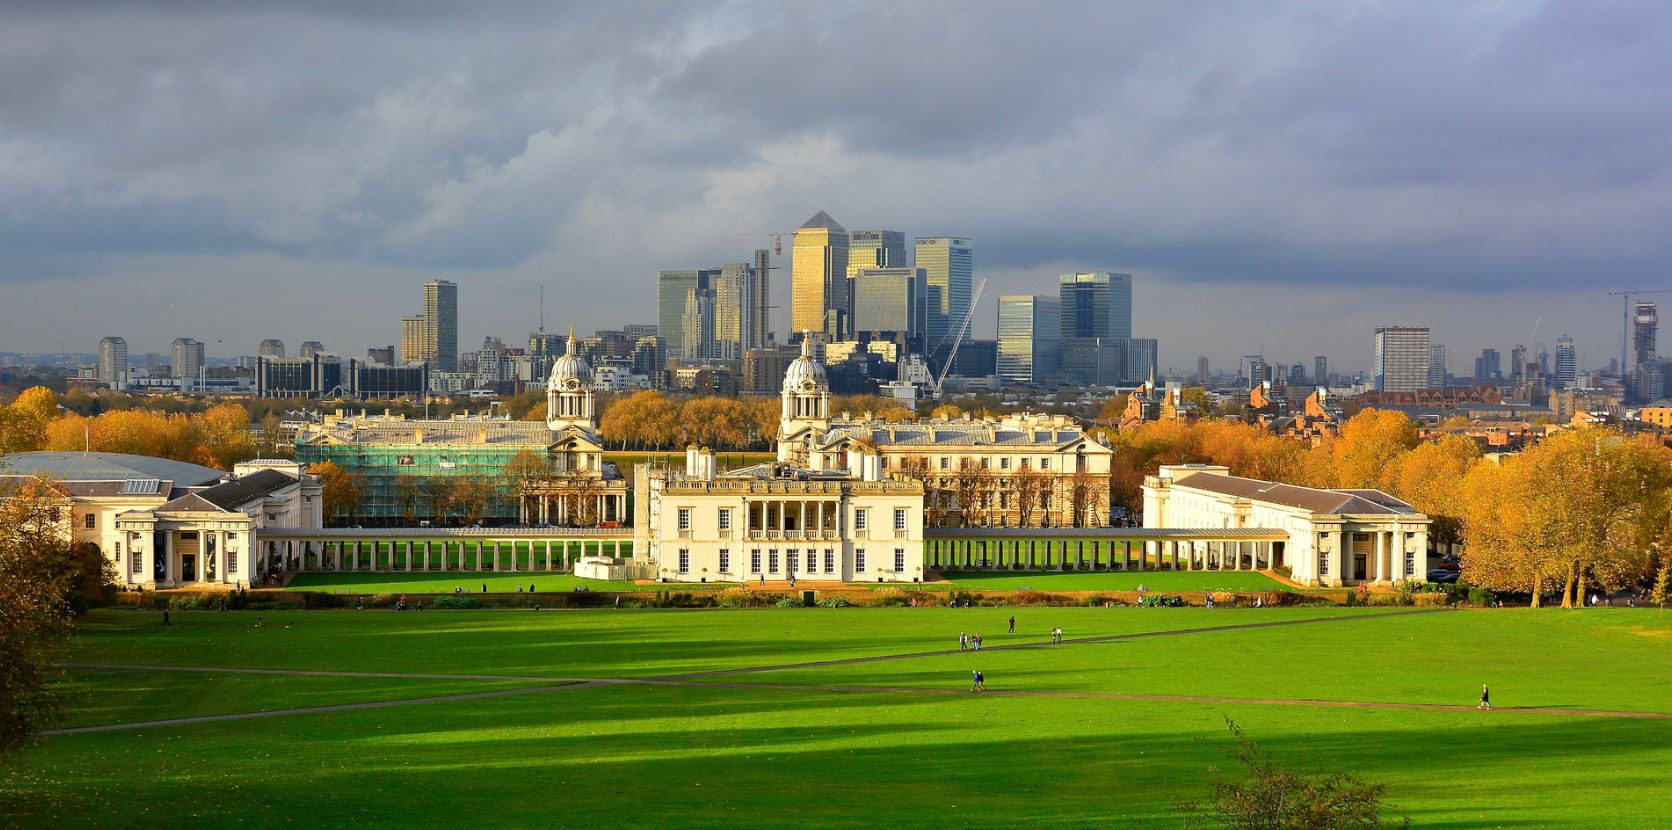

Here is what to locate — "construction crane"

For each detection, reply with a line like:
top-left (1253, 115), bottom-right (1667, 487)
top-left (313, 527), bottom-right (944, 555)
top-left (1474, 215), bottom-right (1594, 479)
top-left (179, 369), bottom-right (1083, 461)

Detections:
top-left (736, 231), bottom-right (785, 256)
top-left (930, 279), bottom-right (987, 399)
top-left (1607, 289), bottom-right (1672, 374)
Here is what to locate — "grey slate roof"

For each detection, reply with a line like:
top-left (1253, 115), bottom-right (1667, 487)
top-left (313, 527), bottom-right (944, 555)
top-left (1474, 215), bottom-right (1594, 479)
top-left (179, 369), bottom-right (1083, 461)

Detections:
top-left (0, 452), bottom-right (224, 487)
top-left (820, 422), bottom-right (1095, 449)
top-left (1171, 472), bottom-right (1417, 516)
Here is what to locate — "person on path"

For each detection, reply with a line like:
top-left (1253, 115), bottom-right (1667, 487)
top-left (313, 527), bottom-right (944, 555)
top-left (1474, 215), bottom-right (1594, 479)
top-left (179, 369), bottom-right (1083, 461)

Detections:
top-left (1479, 683), bottom-right (1492, 710)
top-left (974, 633), bottom-right (982, 651)
top-left (481, 583), bottom-right (487, 593)
top-left (162, 609), bottom-right (171, 627)
top-left (974, 670), bottom-right (986, 692)
top-left (960, 632), bottom-right (968, 651)
top-left (971, 669), bottom-right (981, 692)
top-left (1008, 616), bottom-right (1016, 634)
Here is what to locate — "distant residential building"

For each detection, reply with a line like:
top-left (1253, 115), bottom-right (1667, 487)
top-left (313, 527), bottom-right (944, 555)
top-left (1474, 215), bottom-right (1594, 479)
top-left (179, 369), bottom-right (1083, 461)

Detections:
top-left (258, 339), bottom-right (285, 359)
top-left (400, 315), bottom-right (426, 365)
top-left (347, 359), bottom-right (428, 399)
top-left (171, 338), bottom-right (205, 392)
top-left (1373, 326), bottom-right (1430, 392)
top-left (366, 346), bottom-right (395, 365)
top-left (1125, 338), bottom-right (1159, 385)
top-left (632, 337), bottom-right (665, 388)
top-left (1314, 356), bottom-right (1328, 386)
top-left (257, 354), bottom-right (344, 398)
top-left (744, 346), bottom-right (800, 394)
top-left (422, 280), bottom-right (459, 372)
top-left (298, 341), bottom-right (325, 360)
top-left (98, 336), bottom-right (128, 391)
top-left (713, 261), bottom-right (760, 360)
top-left (1427, 344), bottom-right (1447, 389)
top-left (680, 287), bottom-right (717, 361)
top-left (1635, 302), bottom-right (1658, 368)
top-left (1196, 356), bottom-right (1210, 386)
top-left (997, 295), bottom-right (1062, 386)
top-left (793, 211), bottom-right (850, 338)
top-left (917, 237), bottom-right (973, 348)
top-left (1554, 336), bottom-right (1577, 390)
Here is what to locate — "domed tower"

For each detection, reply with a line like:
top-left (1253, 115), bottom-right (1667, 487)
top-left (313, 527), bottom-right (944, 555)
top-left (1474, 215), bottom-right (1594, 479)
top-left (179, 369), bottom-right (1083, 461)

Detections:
top-left (546, 328), bottom-right (596, 434)
top-left (778, 334), bottom-right (829, 462)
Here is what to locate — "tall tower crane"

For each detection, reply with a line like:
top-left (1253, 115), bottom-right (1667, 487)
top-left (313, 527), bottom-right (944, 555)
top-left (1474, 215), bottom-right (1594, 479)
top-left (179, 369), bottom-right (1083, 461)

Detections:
top-left (1607, 288), bottom-right (1672, 374)
top-left (930, 279), bottom-right (986, 399)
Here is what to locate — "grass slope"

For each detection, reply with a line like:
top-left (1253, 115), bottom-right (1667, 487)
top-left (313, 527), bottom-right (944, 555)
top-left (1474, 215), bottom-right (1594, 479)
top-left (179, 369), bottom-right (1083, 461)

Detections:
top-left (932, 569), bottom-right (1289, 592)
top-left (284, 572), bottom-right (726, 593)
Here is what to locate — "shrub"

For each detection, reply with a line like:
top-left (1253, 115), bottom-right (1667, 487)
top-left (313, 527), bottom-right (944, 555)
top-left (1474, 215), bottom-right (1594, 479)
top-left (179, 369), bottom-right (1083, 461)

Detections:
top-left (1140, 594), bottom-right (1186, 608)
top-left (1209, 591), bottom-right (1239, 607)
top-left (1467, 587), bottom-right (1496, 607)
top-left (166, 595), bottom-right (204, 611)
top-left (1412, 592), bottom-right (1448, 607)
top-left (429, 596), bottom-right (482, 610)
top-left (774, 597), bottom-right (804, 608)
top-left (816, 596), bottom-right (850, 608)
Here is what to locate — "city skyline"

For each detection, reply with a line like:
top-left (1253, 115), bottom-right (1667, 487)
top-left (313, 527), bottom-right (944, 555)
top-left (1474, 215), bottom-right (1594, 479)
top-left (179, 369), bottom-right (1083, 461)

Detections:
top-left (2, 4), bottom-right (1662, 373)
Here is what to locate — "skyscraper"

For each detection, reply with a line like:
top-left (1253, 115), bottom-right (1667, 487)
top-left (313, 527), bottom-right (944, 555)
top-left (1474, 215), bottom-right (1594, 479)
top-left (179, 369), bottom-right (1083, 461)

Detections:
top-left (916, 237), bottom-right (974, 347)
top-left (258, 339), bottom-right (286, 358)
top-left (681, 288), bottom-right (717, 361)
top-left (1197, 356), bottom-right (1210, 386)
top-left (714, 261), bottom-right (760, 360)
top-left (1554, 336), bottom-right (1577, 389)
top-left (849, 230), bottom-right (907, 271)
top-left (400, 316), bottom-right (426, 365)
top-left (423, 280), bottom-right (459, 372)
top-left (1125, 339), bottom-right (1159, 385)
top-left (1427, 344), bottom-right (1447, 389)
top-left (658, 268), bottom-right (718, 359)
top-left (850, 268), bottom-right (927, 345)
top-left (1314, 356), bottom-right (1328, 386)
top-left (171, 337), bottom-right (204, 392)
top-left (1373, 326), bottom-right (1430, 392)
top-left (792, 211), bottom-right (850, 339)
top-left (1057, 272), bottom-right (1134, 386)
top-left (997, 295), bottom-right (1061, 386)
top-left (751, 248), bottom-right (772, 349)
top-left (1511, 344), bottom-right (1530, 386)
top-left (98, 336), bottom-right (128, 391)
top-left (1635, 302), bottom-right (1658, 367)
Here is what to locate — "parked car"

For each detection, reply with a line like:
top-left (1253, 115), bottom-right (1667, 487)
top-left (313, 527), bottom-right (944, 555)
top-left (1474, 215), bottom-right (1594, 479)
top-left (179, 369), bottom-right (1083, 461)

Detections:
top-left (1426, 569), bottom-right (1461, 584)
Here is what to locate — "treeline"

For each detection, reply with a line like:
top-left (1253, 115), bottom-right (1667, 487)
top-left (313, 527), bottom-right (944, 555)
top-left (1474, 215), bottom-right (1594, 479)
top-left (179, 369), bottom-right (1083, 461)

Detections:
top-left (1106, 410), bottom-right (1672, 604)
top-left (585, 391), bottom-right (920, 450)
top-left (0, 387), bottom-right (272, 469)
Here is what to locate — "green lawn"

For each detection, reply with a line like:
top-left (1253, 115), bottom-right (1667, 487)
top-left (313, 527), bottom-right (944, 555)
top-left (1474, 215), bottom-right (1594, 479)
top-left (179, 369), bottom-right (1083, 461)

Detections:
top-left (2, 607), bottom-right (1667, 828)
top-left (930, 569), bottom-right (1290, 592)
top-left (285, 572), bottom-right (729, 593)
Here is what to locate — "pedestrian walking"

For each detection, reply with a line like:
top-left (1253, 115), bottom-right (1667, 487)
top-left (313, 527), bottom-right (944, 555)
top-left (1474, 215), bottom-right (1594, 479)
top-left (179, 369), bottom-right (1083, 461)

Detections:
top-left (162, 609), bottom-right (171, 627)
top-left (971, 669), bottom-right (981, 692)
top-left (975, 670), bottom-right (986, 692)
top-left (1478, 683), bottom-right (1491, 710)
top-left (1008, 615), bottom-right (1016, 634)
top-left (959, 632), bottom-right (968, 651)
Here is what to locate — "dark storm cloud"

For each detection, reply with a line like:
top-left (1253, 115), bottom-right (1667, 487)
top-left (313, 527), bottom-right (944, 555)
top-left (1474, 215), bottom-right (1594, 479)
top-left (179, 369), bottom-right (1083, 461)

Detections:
top-left (0, 1), bottom-right (1667, 364)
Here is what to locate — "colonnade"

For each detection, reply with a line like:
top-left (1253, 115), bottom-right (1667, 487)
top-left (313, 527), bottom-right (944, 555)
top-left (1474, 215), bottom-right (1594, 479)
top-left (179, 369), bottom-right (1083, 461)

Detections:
top-left (923, 536), bottom-right (1282, 572)
top-left (265, 536), bottom-right (631, 574)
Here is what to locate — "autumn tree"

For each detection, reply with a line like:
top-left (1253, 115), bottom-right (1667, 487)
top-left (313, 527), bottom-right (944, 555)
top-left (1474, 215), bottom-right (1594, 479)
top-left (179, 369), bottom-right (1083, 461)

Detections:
top-left (1323, 408), bottom-right (1419, 488)
top-left (196, 402), bottom-right (259, 469)
top-left (309, 461), bottom-right (363, 526)
top-left (0, 476), bottom-right (93, 751)
top-left (599, 390), bottom-right (680, 449)
top-left (680, 397), bottom-right (751, 449)
top-left (1381, 434), bottom-right (1482, 553)
top-left (454, 477), bottom-right (497, 526)
top-left (422, 476), bottom-right (456, 525)
top-left (929, 403), bottom-right (963, 420)
top-left (503, 449), bottom-right (551, 522)
top-left (0, 387), bottom-right (57, 454)
top-left (1013, 465), bottom-right (1046, 528)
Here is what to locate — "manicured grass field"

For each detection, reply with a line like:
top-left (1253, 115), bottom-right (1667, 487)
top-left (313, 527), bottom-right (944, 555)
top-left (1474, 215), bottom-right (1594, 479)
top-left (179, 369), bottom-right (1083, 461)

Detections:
top-left (3, 607), bottom-right (1667, 828)
top-left (284, 571), bottom-right (728, 593)
top-left (931, 569), bottom-right (1290, 592)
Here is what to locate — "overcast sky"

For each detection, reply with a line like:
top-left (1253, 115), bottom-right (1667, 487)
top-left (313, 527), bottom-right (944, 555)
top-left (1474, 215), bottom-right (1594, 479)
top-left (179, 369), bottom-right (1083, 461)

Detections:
top-left (3, 1), bottom-right (1669, 374)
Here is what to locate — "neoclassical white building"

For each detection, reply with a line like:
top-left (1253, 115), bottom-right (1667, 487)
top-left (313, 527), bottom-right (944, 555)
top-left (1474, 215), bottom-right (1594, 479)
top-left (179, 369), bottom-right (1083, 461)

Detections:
top-left (635, 340), bottom-right (926, 582)
top-left (1142, 464), bottom-right (1430, 587)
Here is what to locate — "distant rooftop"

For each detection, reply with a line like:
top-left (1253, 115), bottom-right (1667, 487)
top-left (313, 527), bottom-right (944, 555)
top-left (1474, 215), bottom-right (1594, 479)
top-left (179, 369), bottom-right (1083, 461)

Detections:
top-left (0, 451), bottom-right (224, 487)
top-left (799, 210), bottom-right (846, 233)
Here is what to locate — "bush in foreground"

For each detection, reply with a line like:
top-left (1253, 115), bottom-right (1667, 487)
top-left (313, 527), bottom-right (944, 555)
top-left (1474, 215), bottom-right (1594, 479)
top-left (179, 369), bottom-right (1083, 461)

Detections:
top-left (1181, 718), bottom-right (1409, 829)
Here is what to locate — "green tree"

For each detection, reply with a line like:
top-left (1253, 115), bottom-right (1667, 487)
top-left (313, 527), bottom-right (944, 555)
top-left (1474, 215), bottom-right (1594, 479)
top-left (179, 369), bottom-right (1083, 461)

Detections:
top-left (308, 461), bottom-right (363, 526)
top-left (1182, 719), bottom-right (1409, 829)
top-left (0, 476), bottom-right (83, 751)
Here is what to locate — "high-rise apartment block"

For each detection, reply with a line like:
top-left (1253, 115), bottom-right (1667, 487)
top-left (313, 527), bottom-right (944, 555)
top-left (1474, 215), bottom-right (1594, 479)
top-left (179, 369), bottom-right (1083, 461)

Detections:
top-left (916, 237), bottom-right (973, 347)
top-left (1373, 326), bottom-right (1430, 392)
top-left (400, 316), bottom-right (426, 364)
top-left (1554, 336), bottom-right (1577, 389)
top-left (1427, 344), bottom-right (1447, 389)
top-left (171, 337), bottom-right (205, 391)
top-left (422, 280), bottom-right (459, 372)
top-left (258, 339), bottom-right (285, 358)
top-left (997, 295), bottom-right (1061, 386)
top-left (713, 261), bottom-right (761, 360)
top-left (1636, 302), bottom-right (1658, 366)
top-left (98, 336), bottom-right (128, 391)
top-left (751, 249), bottom-right (772, 349)
top-left (792, 211), bottom-right (850, 339)
top-left (299, 341), bottom-right (325, 359)
top-left (1197, 356), bottom-right (1210, 386)
top-left (1314, 356), bottom-right (1328, 386)
top-left (680, 288), bottom-right (717, 361)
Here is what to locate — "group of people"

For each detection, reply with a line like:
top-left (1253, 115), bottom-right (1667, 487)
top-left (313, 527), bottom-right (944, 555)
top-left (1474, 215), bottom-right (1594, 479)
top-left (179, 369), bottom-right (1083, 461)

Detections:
top-left (959, 631), bottom-right (984, 650)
